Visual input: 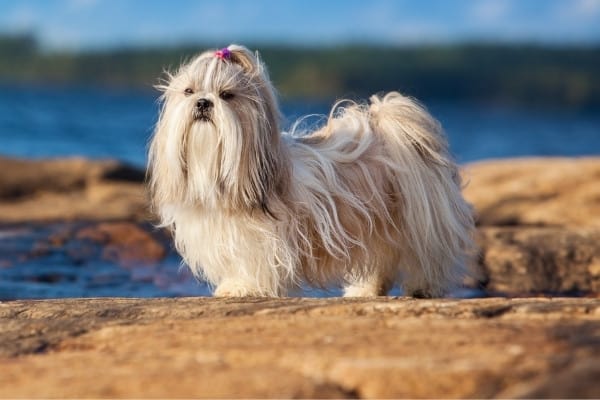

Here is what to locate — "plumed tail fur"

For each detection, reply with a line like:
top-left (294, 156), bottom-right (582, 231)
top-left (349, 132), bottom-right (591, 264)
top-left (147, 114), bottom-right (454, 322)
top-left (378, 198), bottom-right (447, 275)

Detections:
top-left (367, 92), bottom-right (475, 295)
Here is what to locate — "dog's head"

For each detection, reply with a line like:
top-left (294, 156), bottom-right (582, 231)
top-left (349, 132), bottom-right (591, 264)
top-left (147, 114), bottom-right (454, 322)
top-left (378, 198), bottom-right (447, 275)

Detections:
top-left (149, 45), bottom-right (285, 217)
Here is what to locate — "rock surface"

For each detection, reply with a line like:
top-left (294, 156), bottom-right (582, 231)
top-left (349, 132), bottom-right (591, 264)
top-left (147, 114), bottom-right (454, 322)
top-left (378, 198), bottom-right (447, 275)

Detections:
top-left (0, 156), bottom-right (148, 222)
top-left (1, 155), bottom-right (598, 227)
top-left (463, 157), bottom-right (600, 228)
top-left (1, 157), bottom-right (599, 398)
top-left (0, 221), bottom-right (169, 268)
top-left (477, 227), bottom-right (600, 295)
top-left (462, 157), bottom-right (600, 295)
top-left (1, 156), bottom-right (600, 296)
top-left (1, 297), bottom-right (599, 398)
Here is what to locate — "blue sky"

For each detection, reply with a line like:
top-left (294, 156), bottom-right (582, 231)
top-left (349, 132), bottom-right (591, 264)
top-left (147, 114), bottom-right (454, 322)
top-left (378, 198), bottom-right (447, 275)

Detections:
top-left (1, 0), bottom-right (600, 49)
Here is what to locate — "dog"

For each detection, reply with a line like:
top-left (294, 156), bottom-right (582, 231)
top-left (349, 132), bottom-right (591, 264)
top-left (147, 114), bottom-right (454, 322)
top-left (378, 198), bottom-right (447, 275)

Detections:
top-left (148, 44), bottom-right (475, 297)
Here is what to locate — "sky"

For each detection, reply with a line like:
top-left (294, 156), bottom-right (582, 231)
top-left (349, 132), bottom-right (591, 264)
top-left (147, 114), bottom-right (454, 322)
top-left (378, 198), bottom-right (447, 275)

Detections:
top-left (1, 0), bottom-right (600, 50)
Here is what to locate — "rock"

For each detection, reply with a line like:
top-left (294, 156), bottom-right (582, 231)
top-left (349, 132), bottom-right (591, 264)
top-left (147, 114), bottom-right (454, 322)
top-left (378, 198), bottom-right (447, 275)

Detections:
top-left (0, 221), bottom-right (168, 268)
top-left (0, 157), bottom-right (90, 200)
top-left (0, 156), bottom-right (149, 222)
top-left (0, 297), bottom-right (598, 398)
top-left (1, 156), bottom-right (598, 227)
top-left (0, 221), bottom-right (203, 300)
top-left (1, 155), bottom-right (600, 296)
top-left (477, 227), bottom-right (600, 295)
top-left (462, 157), bottom-right (600, 295)
top-left (75, 222), bottom-right (167, 266)
top-left (463, 157), bottom-right (600, 228)
top-left (2, 157), bottom-right (598, 397)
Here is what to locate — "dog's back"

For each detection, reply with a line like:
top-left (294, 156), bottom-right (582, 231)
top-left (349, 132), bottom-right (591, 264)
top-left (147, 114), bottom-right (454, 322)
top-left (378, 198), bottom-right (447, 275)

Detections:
top-left (285, 92), bottom-right (475, 296)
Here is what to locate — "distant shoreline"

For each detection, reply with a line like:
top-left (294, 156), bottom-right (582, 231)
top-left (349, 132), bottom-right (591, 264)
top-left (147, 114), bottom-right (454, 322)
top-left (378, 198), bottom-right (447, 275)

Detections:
top-left (1, 35), bottom-right (599, 109)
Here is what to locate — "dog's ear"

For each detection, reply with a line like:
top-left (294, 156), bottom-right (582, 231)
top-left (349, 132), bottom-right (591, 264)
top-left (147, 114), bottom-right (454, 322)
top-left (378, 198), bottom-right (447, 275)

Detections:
top-left (226, 45), bottom-right (262, 74)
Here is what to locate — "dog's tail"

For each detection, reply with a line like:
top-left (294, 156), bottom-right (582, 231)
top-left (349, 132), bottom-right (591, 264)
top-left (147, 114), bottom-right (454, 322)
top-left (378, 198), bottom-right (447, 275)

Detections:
top-left (368, 92), bottom-right (476, 296)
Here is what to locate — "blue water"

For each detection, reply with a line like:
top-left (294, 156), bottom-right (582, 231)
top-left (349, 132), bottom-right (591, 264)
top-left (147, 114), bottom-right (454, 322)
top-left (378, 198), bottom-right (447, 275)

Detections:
top-left (0, 83), bottom-right (598, 300)
top-left (0, 223), bottom-right (210, 300)
top-left (1, 84), bottom-right (599, 166)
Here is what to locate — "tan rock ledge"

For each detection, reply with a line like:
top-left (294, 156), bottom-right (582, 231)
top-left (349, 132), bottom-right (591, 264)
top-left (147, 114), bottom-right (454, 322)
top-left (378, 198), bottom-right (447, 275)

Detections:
top-left (1, 297), bottom-right (599, 398)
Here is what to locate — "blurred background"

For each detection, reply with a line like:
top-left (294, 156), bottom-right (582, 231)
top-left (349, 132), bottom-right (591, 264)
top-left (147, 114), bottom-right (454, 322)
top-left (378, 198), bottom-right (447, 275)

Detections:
top-left (1, 0), bottom-right (599, 299)
top-left (1, 0), bottom-right (599, 166)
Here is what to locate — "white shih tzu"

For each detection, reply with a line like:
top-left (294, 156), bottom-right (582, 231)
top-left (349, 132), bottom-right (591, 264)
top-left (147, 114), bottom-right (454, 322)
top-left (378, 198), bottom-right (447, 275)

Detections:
top-left (149, 45), bottom-right (475, 297)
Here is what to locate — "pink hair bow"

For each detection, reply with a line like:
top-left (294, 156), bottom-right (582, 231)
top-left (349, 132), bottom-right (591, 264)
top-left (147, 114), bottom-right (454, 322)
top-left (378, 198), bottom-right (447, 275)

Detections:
top-left (215, 48), bottom-right (232, 60)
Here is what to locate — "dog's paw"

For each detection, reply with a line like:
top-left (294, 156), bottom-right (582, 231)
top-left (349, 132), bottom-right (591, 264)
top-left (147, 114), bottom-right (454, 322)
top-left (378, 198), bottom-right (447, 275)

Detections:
top-left (343, 275), bottom-right (392, 297)
top-left (214, 280), bottom-right (259, 297)
top-left (343, 284), bottom-right (380, 297)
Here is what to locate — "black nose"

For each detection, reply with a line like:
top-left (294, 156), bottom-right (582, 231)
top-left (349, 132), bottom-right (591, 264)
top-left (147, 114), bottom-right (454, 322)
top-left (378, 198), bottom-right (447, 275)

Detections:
top-left (196, 98), bottom-right (213, 111)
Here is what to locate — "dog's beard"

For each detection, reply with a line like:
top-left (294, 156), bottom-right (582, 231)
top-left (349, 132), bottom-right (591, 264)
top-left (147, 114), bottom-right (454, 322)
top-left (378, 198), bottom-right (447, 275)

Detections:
top-left (157, 93), bottom-right (280, 212)
top-left (186, 103), bottom-right (243, 208)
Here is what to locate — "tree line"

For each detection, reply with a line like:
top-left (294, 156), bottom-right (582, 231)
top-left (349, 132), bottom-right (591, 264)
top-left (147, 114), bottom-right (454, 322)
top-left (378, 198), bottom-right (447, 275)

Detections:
top-left (1, 34), bottom-right (599, 109)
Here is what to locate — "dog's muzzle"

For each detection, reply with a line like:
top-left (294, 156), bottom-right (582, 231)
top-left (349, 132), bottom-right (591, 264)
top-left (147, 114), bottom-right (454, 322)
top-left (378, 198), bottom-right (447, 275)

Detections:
top-left (194, 98), bottom-right (213, 121)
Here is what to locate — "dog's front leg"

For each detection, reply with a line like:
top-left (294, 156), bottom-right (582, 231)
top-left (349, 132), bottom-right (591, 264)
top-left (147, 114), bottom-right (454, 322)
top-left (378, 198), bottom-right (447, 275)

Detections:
top-left (211, 254), bottom-right (289, 298)
top-left (213, 279), bottom-right (272, 297)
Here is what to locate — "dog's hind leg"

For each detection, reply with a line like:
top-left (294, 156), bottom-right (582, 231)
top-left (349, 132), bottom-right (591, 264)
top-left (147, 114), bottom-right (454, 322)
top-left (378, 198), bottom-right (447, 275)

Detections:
top-left (343, 274), bottom-right (393, 297)
top-left (343, 262), bottom-right (396, 297)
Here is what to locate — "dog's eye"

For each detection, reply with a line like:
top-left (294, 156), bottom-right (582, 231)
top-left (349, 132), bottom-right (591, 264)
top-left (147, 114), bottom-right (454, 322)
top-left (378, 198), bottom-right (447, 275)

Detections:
top-left (219, 91), bottom-right (234, 100)
top-left (184, 88), bottom-right (194, 96)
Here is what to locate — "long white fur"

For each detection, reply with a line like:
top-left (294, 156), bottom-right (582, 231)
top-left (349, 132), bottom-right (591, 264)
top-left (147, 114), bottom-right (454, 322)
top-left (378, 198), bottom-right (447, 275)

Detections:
top-left (149, 44), bottom-right (475, 297)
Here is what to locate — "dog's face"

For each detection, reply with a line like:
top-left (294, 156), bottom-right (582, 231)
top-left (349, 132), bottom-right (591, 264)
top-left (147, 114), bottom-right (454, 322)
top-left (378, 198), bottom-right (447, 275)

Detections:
top-left (163, 46), bottom-right (276, 129)
top-left (149, 45), bottom-right (285, 214)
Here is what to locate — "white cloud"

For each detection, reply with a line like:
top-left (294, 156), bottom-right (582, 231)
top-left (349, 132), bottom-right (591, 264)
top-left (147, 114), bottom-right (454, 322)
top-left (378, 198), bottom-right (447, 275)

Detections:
top-left (470, 0), bottom-right (512, 23)
top-left (388, 21), bottom-right (449, 43)
top-left (565, 0), bottom-right (600, 19)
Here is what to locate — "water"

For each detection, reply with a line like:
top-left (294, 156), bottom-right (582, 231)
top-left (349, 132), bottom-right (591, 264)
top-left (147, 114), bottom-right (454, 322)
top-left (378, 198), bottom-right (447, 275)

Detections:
top-left (1, 84), bottom-right (598, 167)
top-left (0, 223), bottom-right (210, 300)
top-left (0, 83), bottom-right (598, 300)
